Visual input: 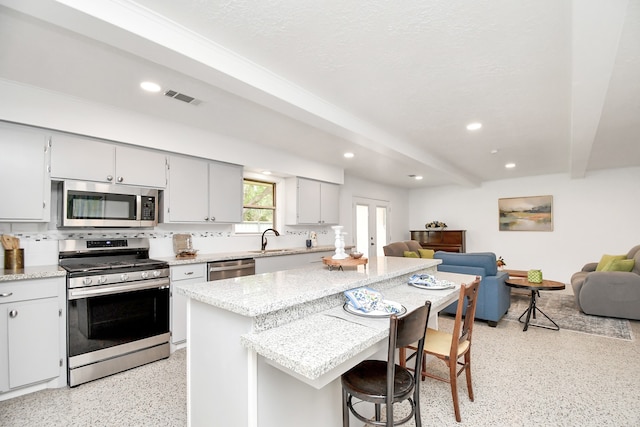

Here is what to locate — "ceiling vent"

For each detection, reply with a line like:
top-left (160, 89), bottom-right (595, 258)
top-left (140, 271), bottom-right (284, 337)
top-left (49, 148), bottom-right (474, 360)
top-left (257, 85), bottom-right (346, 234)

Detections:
top-left (164, 89), bottom-right (202, 106)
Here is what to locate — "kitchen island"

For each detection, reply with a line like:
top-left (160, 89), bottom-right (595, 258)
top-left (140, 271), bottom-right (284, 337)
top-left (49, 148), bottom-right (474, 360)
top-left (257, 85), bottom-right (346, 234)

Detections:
top-left (176, 256), bottom-right (475, 427)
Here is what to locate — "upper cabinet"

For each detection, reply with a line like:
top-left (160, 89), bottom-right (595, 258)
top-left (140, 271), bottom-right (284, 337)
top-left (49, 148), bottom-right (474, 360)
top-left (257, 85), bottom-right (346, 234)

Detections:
top-left (162, 155), bottom-right (243, 223)
top-left (0, 123), bottom-right (51, 222)
top-left (285, 177), bottom-right (340, 225)
top-left (50, 134), bottom-right (167, 188)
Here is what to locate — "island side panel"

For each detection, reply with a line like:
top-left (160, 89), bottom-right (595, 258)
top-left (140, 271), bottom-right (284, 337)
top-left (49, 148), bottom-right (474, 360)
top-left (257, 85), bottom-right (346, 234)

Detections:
top-left (188, 299), bottom-right (254, 427)
top-left (257, 349), bottom-right (385, 427)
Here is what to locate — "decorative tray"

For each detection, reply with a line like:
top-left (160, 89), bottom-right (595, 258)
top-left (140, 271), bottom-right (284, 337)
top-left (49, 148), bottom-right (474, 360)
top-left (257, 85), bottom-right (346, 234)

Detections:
top-left (176, 250), bottom-right (198, 259)
top-left (323, 256), bottom-right (368, 270)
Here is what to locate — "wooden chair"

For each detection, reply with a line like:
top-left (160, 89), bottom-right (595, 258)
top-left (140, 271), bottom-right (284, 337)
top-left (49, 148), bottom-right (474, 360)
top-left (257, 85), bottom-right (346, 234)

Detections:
top-left (404, 276), bottom-right (481, 422)
top-left (341, 301), bottom-right (432, 427)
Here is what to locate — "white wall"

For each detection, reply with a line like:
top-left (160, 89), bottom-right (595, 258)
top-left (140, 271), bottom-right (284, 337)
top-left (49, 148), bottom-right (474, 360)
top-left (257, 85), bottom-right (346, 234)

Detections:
top-left (409, 167), bottom-right (640, 283)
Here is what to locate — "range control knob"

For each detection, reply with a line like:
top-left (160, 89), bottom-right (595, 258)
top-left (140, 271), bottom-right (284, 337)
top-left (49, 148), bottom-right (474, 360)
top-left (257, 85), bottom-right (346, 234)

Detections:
top-left (82, 277), bottom-right (93, 286)
top-left (120, 273), bottom-right (129, 281)
top-left (99, 276), bottom-right (108, 284)
top-left (141, 271), bottom-right (149, 279)
top-left (153, 270), bottom-right (161, 278)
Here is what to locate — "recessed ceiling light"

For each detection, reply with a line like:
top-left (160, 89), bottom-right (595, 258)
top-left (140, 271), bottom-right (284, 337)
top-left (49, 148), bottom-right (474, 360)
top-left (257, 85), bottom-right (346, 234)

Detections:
top-left (505, 163), bottom-right (516, 169)
top-left (140, 81), bottom-right (161, 92)
top-left (466, 122), bottom-right (482, 131)
top-left (490, 149), bottom-right (499, 154)
top-left (344, 152), bottom-right (355, 158)
top-left (414, 176), bottom-right (423, 180)
top-left (262, 170), bottom-right (272, 175)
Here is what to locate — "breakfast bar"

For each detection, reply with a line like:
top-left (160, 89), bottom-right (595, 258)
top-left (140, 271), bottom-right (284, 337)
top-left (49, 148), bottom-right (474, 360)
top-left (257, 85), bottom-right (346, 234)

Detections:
top-left (176, 256), bottom-right (475, 427)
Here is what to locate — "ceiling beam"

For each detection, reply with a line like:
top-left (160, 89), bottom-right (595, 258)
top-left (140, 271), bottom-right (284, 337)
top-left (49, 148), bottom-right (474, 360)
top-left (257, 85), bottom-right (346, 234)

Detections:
top-left (31, 0), bottom-right (478, 187)
top-left (570, 0), bottom-right (628, 178)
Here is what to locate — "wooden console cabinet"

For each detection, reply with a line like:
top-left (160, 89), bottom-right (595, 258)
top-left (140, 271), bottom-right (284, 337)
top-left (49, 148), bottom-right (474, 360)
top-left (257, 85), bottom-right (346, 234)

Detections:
top-left (410, 230), bottom-right (466, 253)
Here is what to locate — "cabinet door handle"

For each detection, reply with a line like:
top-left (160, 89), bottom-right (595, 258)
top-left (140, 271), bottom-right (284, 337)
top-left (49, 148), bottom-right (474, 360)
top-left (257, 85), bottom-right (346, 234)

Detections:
top-left (184, 271), bottom-right (194, 276)
top-left (1, 292), bottom-right (13, 297)
top-left (9, 310), bottom-right (18, 318)
top-left (107, 175), bottom-right (113, 181)
top-left (117, 176), bottom-right (124, 183)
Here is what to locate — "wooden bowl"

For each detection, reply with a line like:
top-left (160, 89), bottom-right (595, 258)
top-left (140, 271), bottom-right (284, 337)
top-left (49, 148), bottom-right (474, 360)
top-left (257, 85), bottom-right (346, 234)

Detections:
top-left (350, 252), bottom-right (364, 259)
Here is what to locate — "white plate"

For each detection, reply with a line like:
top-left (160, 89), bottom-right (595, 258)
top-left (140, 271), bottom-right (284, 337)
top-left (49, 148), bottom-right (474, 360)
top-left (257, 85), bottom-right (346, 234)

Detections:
top-left (343, 300), bottom-right (407, 318)
top-left (409, 282), bottom-right (455, 290)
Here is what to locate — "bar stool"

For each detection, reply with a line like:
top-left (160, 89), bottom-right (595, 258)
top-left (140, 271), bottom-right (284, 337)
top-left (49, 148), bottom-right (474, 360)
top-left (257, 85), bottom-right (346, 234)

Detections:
top-left (341, 301), bottom-right (432, 427)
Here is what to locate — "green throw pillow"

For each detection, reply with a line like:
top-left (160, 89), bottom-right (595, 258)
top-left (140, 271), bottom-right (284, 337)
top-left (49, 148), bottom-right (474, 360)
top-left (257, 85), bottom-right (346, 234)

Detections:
top-left (418, 249), bottom-right (435, 259)
top-left (404, 251), bottom-right (419, 258)
top-left (596, 254), bottom-right (626, 271)
top-left (602, 259), bottom-right (635, 272)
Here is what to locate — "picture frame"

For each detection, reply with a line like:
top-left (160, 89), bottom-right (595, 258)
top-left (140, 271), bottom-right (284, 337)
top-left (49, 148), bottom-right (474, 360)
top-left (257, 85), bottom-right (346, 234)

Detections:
top-left (498, 195), bottom-right (553, 231)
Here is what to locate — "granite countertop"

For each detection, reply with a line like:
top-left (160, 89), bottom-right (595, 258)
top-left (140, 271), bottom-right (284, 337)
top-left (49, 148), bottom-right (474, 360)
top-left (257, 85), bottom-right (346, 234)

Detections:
top-left (240, 271), bottom-right (473, 383)
top-left (0, 245), bottom-right (342, 281)
top-left (155, 245), bottom-right (340, 266)
top-left (175, 256), bottom-right (440, 317)
top-left (0, 265), bottom-right (67, 282)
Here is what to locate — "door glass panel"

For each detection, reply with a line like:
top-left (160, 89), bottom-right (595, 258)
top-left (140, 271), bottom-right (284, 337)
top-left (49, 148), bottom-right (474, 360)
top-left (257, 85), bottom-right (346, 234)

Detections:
top-left (353, 198), bottom-right (389, 259)
top-left (376, 206), bottom-right (387, 257)
top-left (356, 204), bottom-right (369, 256)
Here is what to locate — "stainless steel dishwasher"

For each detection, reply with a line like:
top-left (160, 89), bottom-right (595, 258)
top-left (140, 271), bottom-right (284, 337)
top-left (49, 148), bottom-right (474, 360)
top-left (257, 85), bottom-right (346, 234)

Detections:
top-left (207, 258), bottom-right (255, 281)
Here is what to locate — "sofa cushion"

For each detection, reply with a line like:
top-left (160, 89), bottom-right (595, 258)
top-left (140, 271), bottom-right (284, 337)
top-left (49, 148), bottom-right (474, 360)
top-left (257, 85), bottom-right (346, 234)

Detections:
top-left (596, 254), bottom-right (626, 271)
top-left (404, 251), bottom-right (419, 258)
top-left (603, 259), bottom-right (635, 272)
top-left (404, 240), bottom-right (423, 253)
top-left (418, 249), bottom-right (435, 259)
top-left (383, 241), bottom-right (410, 257)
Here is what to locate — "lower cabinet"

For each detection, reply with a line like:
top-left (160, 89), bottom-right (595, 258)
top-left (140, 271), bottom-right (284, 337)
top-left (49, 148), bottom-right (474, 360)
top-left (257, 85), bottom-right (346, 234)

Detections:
top-left (0, 277), bottom-right (65, 394)
top-left (170, 263), bottom-right (207, 345)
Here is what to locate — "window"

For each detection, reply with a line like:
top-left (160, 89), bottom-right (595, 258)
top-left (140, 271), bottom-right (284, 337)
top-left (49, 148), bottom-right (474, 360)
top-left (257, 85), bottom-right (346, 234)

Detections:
top-left (234, 179), bottom-right (276, 233)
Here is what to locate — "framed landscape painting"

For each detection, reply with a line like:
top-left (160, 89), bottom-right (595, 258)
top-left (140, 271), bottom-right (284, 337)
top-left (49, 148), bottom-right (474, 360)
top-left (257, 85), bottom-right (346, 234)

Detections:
top-left (498, 195), bottom-right (553, 231)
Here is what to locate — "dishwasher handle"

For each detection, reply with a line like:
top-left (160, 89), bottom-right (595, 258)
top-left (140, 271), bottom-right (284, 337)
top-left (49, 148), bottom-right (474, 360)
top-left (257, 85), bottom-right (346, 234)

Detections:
top-left (209, 263), bottom-right (255, 273)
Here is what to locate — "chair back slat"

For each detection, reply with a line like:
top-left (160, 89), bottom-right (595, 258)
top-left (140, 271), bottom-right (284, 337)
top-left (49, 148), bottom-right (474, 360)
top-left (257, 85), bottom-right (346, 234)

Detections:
top-left (450, 277), bottom-right (481, 359)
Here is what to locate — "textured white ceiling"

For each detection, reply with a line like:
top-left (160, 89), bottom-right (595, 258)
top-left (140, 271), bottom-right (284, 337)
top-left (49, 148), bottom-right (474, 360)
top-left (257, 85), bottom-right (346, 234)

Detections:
top-left (0, 0), bottom-right (638, 188)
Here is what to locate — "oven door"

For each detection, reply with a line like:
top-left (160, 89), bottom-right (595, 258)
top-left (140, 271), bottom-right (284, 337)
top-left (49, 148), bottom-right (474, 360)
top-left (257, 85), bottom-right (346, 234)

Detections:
top-left (67, 278), bottom-right (170, 364)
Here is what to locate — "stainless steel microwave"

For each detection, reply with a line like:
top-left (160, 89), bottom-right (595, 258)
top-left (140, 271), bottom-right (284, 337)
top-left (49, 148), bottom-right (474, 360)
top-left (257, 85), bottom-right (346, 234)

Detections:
top-left (59, 181), bottom-right (158, 228)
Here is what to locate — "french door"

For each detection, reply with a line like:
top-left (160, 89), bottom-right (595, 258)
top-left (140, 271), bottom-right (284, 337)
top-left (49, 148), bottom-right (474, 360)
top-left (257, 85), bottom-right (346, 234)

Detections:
top-left (353, 197), bottom-right (390, 259)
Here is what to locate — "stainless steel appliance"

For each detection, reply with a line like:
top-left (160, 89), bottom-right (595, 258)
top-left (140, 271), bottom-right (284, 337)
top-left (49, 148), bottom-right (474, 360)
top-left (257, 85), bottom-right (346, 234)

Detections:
top-left (59, 180), bottom-right (158, 228)
top-left (208, 258), bottom-right (255, 281)
top-left (59, 238), bottom-right (170, 387)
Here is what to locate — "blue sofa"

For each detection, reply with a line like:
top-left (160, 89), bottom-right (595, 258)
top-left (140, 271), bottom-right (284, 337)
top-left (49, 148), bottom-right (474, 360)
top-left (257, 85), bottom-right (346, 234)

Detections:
top-left (434, 251), bottom-right (510, 326)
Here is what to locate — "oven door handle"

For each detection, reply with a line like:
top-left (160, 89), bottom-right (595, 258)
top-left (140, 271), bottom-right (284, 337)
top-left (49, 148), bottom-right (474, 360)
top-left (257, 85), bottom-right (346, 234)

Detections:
top-left (68, 279), bottom-right (170, 300)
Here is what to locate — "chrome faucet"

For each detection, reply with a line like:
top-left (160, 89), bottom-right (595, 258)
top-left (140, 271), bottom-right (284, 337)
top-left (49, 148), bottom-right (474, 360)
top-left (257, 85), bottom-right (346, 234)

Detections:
top-left (261, 228), bottom-right (280, 251)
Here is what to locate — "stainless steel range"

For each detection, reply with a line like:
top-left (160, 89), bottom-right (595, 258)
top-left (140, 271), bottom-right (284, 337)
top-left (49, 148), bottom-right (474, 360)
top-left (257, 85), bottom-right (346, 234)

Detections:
top-left (59, 238), bottom-right (170, 387)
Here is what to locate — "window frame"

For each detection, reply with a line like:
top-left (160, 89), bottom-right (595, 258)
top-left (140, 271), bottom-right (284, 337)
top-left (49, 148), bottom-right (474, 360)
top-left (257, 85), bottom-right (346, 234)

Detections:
top-left (234, 178), bottom-right (277, 234)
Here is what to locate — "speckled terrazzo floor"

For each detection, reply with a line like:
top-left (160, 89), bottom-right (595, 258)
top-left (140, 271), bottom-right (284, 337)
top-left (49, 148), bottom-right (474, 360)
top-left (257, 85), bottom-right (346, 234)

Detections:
top-left (2, 317), bottom-right (640, 427)
top-left (0, 349), bottom-right (186, 427)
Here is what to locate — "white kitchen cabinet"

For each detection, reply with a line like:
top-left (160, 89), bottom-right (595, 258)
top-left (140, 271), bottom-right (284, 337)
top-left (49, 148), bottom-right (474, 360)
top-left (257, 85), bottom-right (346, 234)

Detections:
top-left (0, 124), bottom-right (51, 222)
top-left (163, 155), bottom-right (243, 223)
top-left (114, 145), bottom-right (167, 188)
top-left (209, 161), bottom-right (243, 223)
top-left (170, 263), bottom-right (207, 345)
top-left (285, 177), bottom-right (340, 225)
top-left (0, 277), bottom-right (65, 394)
top-left (50, 134), bottom-right (167, 188)
top-left (254, 251), bottom-right (334, 274)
